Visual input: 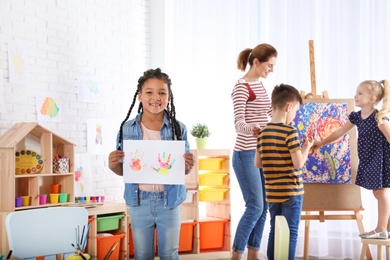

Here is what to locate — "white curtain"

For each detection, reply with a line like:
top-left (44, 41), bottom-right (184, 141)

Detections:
top-left (157, 0), bottom-right (390, 258)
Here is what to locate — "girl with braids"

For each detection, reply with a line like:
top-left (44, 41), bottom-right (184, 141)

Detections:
top-left (108, 68), bottom-right (194, 259)
top-left (314, 80), bottom-right (390, 239)
top-left (231, 43), bottom-right (277, 260)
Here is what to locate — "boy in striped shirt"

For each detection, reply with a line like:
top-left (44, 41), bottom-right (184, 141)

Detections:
top-left (255, 84), bottom-right (314, 260)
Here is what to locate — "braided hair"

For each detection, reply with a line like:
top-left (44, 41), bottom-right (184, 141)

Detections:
top-left (117, 68), bottom-right (182, 150)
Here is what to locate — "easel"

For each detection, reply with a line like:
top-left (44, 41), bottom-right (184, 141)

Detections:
top-left (300, 40), bottom-right (329, 99)
top-left (300, 40), bottom-right (371, 260)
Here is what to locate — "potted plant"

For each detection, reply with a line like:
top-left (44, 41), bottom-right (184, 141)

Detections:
top-left (190, 123), bottom-right (210, 149)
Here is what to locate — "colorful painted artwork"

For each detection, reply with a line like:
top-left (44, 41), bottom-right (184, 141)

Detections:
top-left (36, 92), bottom-right (62, 122)
top-left (292, 101), bottom-right (352, 184)
top-left (123, 140), bottom-right (185, 185)
top-left (74, 153), bottom-right (94, 196)
top-left (8, 41), bottom-right (29, 84)
top-left (77, 77), bottom-right (104, 103)
top-left (87, 119), bottom-right (116, 154)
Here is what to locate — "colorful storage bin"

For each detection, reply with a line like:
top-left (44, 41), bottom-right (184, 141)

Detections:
top-left (198, 187), bottom-right (228, 202)
top-left (97, 214), bottom-right (125, 232)
top-left (198, 158), bottom-right (224, 170)
top-left (179, 219), bottom-right (197, 252)
top-left (199, 217), bottom-right (228, 250)
top-left (198, 172), bottom-right (227, 186)
top-left (96, 232), bottom-right (125, 260)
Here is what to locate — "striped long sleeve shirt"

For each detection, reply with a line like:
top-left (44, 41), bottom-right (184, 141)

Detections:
top-left (231, 79), bottom-right (272, 151)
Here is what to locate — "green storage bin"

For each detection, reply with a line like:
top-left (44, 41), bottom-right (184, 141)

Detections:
top-left (97, 214), bottom-right (125, 232)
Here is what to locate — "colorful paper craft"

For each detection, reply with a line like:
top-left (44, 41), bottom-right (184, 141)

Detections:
top-left (15, 149), bottom-right (44, 174)
top-left (123, 140), bottom-right (185, 185)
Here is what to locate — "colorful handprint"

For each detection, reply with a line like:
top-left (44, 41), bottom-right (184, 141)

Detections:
top-left (129, 149), bottom-right (144, 171)
top-left (152, 152), bottom-right (175, 175)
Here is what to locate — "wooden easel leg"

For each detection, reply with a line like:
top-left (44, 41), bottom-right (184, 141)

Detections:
top-left (355, 210), bottom-right (372, 259)
top-left (304, 212), bottom-right (310, 260)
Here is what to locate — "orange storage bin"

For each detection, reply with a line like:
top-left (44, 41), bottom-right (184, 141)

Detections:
top-left (96, 232), bottom-right (125, 260)
top-left (198, 158), bottom-right (224, 170)
top-left (128, 225), bottom-right (157, 256)
top-left (199, 217), bottom-right (228, 250)
top-left (179, 219), bottom-right (197, 252)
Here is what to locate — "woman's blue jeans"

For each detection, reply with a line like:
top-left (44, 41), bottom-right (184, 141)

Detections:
top-left (232, 150), bottom-right (268, 253)
top-left (129, 191), bottom-right (181, 260)
top-left (267, 194), bottom-right (303, 260)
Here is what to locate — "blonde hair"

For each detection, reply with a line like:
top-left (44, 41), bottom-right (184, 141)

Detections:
top-left (361, 79), bottom-right (390, 124)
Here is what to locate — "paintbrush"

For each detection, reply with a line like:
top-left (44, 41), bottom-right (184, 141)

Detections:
top-left (5, 250), bottom-right (12, 260)
top-left (104, 241), bottom-right (119, 260)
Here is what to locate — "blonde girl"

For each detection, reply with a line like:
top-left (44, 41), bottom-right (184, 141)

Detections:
top-left (315, 80), bottom-right (390, 239)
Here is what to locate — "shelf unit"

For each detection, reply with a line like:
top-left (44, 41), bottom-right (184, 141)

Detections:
top-left (180, 149), bottom-right (231, 259)
top-left (0, 122), bottom-right (75, 212)
top-left (86, 203), bottom-right (128, 259)
top-left (0, 122), bottom-right (76, 253)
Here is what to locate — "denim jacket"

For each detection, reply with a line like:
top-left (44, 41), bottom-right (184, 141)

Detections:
top-left (117, 112), bottom-right (190, 209)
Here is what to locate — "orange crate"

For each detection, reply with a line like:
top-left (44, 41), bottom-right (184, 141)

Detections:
top-left (96, 233), bottom-right (125, 260)
top-left (199, 217), bottom-right (228, 250)
top-left (128, 225), bottom-right (157, 256)
top-left (179, 220), bottom-right (197, 252)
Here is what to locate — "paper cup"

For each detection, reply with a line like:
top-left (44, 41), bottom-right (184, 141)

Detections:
top-left (50, 183), bottom-right (60, 193)
top-left (15, 196), bottom-right (22, 207)
top-left (21, 195), bottom-right (30, 206)
top-left (50, 193), bottom-right (59, 203)
top-left (39, 194), bottom-right (47, 205)
top-left (59, 193), bottom-right (68, 203)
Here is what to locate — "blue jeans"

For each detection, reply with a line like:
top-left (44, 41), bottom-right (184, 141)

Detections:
top-left (129, 191), bottom-right (181, 260)
top-left (232, 150), bottom-right (268, 253)
top-left (267, 195), bottom-right (303, 260)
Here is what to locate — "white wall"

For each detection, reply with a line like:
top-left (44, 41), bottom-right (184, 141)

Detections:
top-left (0, 0), bottom-right (151, 203)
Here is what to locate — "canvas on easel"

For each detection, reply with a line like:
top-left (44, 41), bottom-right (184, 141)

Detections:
top-left (293, 99), bottom-right (353, 184)
top-left (297, 40), bottom-right (371, 260)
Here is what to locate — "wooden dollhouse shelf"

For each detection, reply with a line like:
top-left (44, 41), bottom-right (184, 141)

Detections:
top-left (0, 122), bottom-right (75, 212)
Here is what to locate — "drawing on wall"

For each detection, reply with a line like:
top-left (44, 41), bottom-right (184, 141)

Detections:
top-left (0, 70), bottom-right (6, 113)
top-left (36, 92), bottom-right (62, 122)
top-left (123, 140), bottom-right (185, 185)
top-left (8, 41), bottom-right (29, 84)
top-left (74, 153), bottom-right (94, 196)
top-left (292, 101), bottom-right (351, 184)
top-left (77, 77), bottom-right (103, 103)
top-left (87, 119), bottom-right (116, 154)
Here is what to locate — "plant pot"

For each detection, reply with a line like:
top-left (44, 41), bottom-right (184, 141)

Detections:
top-left (196, 138), bottom-right (207, 149)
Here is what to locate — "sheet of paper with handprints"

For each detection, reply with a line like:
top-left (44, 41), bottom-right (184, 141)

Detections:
top-left (122, 140), bottom-right (185, 184)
